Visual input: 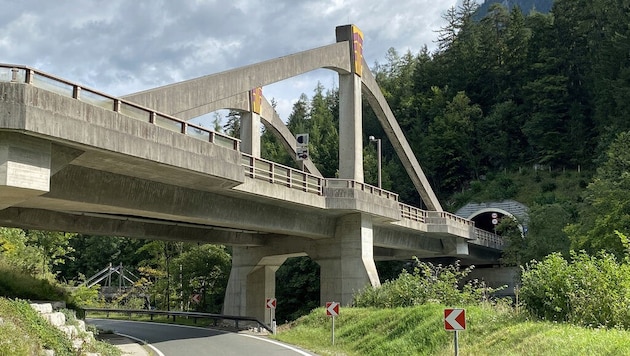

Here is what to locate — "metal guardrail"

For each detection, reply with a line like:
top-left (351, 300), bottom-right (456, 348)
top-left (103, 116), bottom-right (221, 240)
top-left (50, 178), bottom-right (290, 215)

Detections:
top-left (0, 64), bottom-right (240, 150)
top-left (81, 307), bottom-right (273, 333)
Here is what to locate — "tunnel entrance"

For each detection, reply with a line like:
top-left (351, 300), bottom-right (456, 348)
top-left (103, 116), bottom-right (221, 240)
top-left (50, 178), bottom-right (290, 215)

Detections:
top-left (471, 211), bottom-right (506, 234)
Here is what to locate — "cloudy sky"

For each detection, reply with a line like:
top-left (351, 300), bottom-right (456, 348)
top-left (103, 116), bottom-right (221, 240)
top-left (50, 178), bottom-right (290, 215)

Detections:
top-left (1, 0), bottom-right (465, 122)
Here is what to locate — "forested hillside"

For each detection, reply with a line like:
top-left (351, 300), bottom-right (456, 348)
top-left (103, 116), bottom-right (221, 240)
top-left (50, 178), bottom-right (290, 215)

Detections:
top-left (476, 0), bottom-right (554, 17)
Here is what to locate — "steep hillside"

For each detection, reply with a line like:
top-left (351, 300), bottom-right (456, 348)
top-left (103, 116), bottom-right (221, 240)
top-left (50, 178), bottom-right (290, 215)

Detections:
top-left (477, 0), bottom-right (553, 16)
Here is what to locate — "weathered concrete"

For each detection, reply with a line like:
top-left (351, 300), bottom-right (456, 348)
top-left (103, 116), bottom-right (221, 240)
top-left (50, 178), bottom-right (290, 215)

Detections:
top-left (313, 213), bottom-right (380, 306)
top-left (122, 42), bottom-right (351, 117)
top-left (338, 73), bottom-right (364, 182)
top-left (0, 133), bottom-right (51, 209)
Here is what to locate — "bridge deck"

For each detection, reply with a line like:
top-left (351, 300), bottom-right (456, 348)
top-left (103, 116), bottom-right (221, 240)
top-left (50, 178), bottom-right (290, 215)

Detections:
top-left (0, 64), bottom-right (503, 260)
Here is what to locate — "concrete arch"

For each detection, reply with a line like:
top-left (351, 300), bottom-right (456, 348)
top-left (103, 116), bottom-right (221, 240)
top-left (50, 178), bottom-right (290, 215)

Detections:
top-left (467, 207), bottom-right (516, 221)
top-left (122, 25), bottom-right (442, 210)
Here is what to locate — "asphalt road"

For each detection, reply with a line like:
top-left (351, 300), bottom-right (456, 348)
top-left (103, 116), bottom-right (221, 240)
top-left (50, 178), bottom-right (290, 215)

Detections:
top-left (87, 318), bottom-right (316, 356)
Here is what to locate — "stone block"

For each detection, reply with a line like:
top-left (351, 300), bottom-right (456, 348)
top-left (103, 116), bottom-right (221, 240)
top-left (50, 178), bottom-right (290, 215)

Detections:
top-left (30, 303), bottom-right (53, 314)
top-left (42, 312), bottom-right (66, 327)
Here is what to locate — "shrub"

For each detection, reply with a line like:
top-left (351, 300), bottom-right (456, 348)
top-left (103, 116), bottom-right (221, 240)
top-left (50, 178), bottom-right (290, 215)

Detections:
top-left (68, 284), bottom-right (101, 307)
top-left (520, 251), bottom-right (630, 329)
top-left (353, 258), bottom-right (504, 308)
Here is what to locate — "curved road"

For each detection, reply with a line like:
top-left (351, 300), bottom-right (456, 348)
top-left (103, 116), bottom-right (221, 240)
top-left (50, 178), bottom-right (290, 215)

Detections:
top-left (87, 318), bottom-right (315, 356)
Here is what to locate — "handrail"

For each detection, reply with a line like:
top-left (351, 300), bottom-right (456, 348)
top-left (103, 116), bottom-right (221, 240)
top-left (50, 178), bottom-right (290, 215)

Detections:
top-left (324, 179), bottom-right (399, 201)
top-left (399, 202), bottom-right (427, 223)
top-left (427, 211), bottom-right (476, 227)
top-left (0, 64), bottom-right (240, 150)
top-left (80, 307), bottom-right (273, 333)
top-left (473, 228), bottom-right (505, 249)
top-left (241, 153), bottom-right (324, 195)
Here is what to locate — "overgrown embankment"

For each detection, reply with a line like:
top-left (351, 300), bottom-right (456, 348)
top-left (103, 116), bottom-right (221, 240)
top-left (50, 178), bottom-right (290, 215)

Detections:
top-left (274, 304), bottom-right (630, 356)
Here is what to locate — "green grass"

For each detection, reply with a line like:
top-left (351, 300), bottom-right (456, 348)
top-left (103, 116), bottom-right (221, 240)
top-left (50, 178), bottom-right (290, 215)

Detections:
top-left (273, 304), bottom-right (630, 356)
top-left (0, 261), bottom-right (67, 301)
top-left (0, 297), bottom-right (121, 356)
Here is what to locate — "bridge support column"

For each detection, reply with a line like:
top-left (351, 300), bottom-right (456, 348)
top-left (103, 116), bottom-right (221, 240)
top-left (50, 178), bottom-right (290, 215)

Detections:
top-left (223, 247), bottom-right (286, 325)
top-left (0, 133), bottom-right (51, 210)
top-left (314, 213), bottom-right (380, 306)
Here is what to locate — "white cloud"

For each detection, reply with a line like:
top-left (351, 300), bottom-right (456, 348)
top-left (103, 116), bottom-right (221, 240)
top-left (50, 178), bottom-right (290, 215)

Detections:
top-left (2, 0), bottom-right (461, 121)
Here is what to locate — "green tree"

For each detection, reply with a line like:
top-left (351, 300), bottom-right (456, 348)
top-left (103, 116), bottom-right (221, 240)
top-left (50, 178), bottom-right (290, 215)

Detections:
top-left (567, 131), bottom-right (630, 258)
top-left (171, 244), bottom-right (231, 313)
top-left (423, 92), bottom-right (481, 196)
top-left (0, 228), bottom-right (47, 277)
top-left (275, 256), bottom-right (320, 322)
top-left (22, 230), bottom-right (75, 277)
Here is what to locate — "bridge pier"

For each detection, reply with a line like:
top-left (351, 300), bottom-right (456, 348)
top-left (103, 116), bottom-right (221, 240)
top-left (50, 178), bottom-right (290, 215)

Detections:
top-left (223, 213), bottom-right (381, 321)
top-left (314, 213), bottom-right (380, 306)
top-left (223, 247), bottom-right (288, 325)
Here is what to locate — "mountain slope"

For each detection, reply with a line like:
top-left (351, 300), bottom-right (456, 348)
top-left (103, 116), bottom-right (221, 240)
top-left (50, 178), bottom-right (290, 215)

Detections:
top-left (477, 0), bottom-right (554, 17)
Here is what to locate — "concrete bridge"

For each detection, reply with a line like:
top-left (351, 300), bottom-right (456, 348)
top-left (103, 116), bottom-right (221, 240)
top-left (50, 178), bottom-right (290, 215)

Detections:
top-left (0, 25), bottom-right (502, 323)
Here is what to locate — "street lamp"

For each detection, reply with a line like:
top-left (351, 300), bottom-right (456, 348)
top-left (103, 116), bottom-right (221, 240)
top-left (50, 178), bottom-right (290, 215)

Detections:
top-left (368, 135), bottom-right (382, 188)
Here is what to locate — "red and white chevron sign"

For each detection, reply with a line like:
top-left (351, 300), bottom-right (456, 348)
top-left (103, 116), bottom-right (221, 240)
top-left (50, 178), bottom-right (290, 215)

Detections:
top-left (326, 301), bottom-right (339, 316)
top-left (266, 298), bottom-right (276, 309)
top-left (444, 308), bottom-right (466, 330)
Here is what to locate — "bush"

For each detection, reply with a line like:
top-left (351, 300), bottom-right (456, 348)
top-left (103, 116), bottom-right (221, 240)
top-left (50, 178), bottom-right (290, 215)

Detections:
top-left (520, 251), bottom-right (630, 329)
top-left (0, 261), bottom-right (67, 301)
top-left (353, 258), bottom-right (504, 308)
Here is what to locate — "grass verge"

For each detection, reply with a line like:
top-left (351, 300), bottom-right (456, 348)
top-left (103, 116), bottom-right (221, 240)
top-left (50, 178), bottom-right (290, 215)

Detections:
top-left (0, 297), bottom-right (121, 356)
top-left (272, 303), bottom-right (630, 356)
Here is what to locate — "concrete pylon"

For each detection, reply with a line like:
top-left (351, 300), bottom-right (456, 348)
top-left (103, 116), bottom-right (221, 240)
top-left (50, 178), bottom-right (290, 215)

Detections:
top-left (223, 247), bottom-right (286, 324)
top-left (314, 213), bottom-right (380, 306)
top-left (240, 88), bottom-right (262, 156)
top-left (337, 25), bottom-right (364, 182)
top-left (240, 112), bottom-right (261, 156)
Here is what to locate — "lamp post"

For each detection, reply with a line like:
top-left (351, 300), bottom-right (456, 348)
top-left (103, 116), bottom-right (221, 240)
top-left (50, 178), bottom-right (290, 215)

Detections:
top-left (369, 136), bottom-right (382, 188)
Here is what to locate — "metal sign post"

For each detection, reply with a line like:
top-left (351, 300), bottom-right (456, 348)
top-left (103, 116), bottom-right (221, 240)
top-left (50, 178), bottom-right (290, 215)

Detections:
top-left (326, 301), bottom-right (340, 345)
top-left (444, 308), bottom-right (466, 356)
top-left (266, 298), bottom-right (277, 334)
top-left (454, 330), bottom-right (459, 356)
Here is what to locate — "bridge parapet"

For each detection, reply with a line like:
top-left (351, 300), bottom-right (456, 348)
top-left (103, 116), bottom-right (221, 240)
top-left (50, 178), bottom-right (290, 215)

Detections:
top-left (399, 202), bottom-right (428, 223)
top-left (323, 179), bottom-right (398, 201)
top-left (424, 211), bottom-right (476, 239)
top-left (0, 64), bottom-right (240, 150)
top-left (472, 228), bottom-right (505, 250)
top-left (241, 153), bottom-right (324, 195)
top-left (323, 179), bottom-right (400, 220)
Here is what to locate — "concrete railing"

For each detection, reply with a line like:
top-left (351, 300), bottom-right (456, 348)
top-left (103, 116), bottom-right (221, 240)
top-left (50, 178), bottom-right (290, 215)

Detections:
top-left (241, 153), bottom-right (324, 195)
top-left (0, 64), bottom-right (240, 150)
top-left (427, 211), bottom-right (476, 227)
top-left (473, 228), bottom-right (505, 249)
top-left (324, 179), bottom-right (399, 201)
top-left (399, 202), bottom-right (428, 223)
